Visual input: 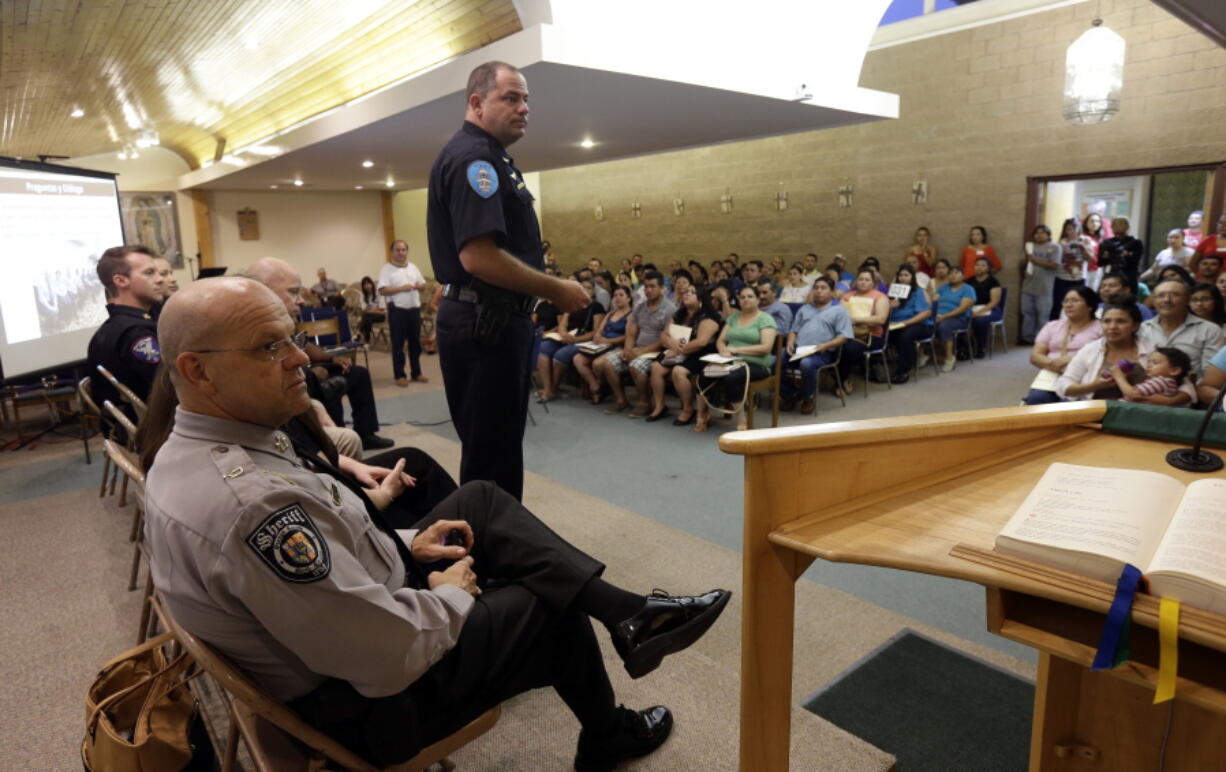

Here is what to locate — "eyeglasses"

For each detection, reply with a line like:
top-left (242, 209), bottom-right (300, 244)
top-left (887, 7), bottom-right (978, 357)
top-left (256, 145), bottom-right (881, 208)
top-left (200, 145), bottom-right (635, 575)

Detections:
top-left (191, 331), bottom-right (308, 362)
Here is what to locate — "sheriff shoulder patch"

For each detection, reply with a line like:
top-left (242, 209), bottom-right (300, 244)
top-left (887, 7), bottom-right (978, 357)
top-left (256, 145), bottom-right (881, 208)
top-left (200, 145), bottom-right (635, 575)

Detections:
top-left (246, 503), bottom-right (331, 583)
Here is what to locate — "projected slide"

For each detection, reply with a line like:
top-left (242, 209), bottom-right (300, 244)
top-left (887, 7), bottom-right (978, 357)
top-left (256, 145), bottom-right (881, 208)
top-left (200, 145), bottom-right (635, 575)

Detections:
top-left (0, 162), bottom-right (124, 378)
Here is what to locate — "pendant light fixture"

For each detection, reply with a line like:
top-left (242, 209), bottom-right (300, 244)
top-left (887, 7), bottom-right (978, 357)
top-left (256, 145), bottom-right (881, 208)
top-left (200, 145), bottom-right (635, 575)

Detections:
top-left (1062, 4), bottom-right (1125, 125)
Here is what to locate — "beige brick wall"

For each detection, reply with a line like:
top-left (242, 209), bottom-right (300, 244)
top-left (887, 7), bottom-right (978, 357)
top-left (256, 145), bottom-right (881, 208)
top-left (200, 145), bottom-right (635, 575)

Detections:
top-left (539, 0), bottom-right (1226, 318)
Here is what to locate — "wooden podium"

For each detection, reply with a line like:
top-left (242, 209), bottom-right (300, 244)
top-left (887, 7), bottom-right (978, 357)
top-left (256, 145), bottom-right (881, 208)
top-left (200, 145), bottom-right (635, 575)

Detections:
top-left (718, 402), bottom-right (1226, 771)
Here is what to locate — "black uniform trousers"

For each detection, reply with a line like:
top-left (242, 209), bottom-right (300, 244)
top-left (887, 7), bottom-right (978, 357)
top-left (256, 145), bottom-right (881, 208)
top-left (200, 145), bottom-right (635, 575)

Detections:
top-left (436, 298), bottom-right (533, 501)
top-left (387, 304), bottom-right (424, 380)
top-left (289, 481), bottom-right (616, 766)
top-left (309, 363), bottom-right (381, 437)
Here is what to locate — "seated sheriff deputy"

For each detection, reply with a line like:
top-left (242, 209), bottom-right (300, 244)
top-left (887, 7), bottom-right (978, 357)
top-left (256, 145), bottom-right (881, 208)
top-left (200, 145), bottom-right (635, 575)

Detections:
top-left (144, 277), bottom-right (731, 769)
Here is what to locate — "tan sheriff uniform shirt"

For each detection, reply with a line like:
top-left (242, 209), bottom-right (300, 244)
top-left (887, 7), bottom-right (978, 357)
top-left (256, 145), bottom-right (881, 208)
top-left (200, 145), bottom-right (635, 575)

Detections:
top-left (144, 408), bottom-right (474, 701)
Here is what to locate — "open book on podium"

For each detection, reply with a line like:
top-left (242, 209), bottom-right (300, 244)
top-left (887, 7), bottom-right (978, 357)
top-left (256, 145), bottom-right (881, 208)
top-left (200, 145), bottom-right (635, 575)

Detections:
top-left (995, 463), bottom-right (1226, 615)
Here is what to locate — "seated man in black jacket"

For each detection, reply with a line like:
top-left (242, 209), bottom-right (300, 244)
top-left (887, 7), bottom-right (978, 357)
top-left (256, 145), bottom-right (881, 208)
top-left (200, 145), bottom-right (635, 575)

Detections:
top-left (243, 258), bottom-right (393, 450)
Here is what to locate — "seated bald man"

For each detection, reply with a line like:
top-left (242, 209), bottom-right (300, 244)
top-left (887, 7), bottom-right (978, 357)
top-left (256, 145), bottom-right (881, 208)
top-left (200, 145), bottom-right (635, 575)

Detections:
top-left (243, 257), bottom-right (393, 451)
top-left (144, 277), bottom-right (730, 770)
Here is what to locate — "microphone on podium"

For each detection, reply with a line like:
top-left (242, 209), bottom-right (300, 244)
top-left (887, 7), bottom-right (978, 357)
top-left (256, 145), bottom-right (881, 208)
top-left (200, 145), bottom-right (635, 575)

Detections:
top-left (1166, 379), bottom-right (1226, 473)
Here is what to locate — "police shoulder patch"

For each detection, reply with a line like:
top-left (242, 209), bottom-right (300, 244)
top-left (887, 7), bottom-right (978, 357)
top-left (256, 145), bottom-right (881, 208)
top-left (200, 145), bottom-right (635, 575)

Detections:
top-left (466, 160), bottom-right (499, 199)
top-left (130, 335), bottom-right (161, 363)
top-left (246, 503), bottom-right (331, 583)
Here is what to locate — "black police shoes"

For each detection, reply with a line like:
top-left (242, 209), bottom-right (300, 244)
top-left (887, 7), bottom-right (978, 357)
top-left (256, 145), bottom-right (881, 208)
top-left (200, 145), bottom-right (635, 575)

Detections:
top-left (609, 589), bottom-right (731, 679)
top-left (574, 705), bottom-right (673, 772)
top-left (361, 434), bottom-right (394, 450)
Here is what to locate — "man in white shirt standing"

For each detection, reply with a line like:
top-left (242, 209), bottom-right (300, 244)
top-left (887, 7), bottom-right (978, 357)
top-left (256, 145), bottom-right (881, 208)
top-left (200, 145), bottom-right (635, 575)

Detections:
top-left (378, 239), bottom-right (429, 387)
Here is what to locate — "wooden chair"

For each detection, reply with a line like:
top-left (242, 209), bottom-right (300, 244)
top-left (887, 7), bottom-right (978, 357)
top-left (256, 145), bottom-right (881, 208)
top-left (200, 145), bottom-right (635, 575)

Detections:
top-left (95, 364), bottom-right (148, 421)
top-left (103, 438), bottom-right (147, 593)
top-left (150, 595), bottom-right (501, 772)
top-left (79, 377), bottom-right (115, 495)
top-left (745, 335), bottom-right (784, 430)
top-left (103, 400), bottom-right (139, 509)
top-left (298, 317), bottom-right (369, 369)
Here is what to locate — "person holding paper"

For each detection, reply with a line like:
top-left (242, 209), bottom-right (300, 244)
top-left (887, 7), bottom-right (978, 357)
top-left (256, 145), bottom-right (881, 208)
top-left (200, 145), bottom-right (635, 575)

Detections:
top-left (695, 286), bottom-right (777, 432)
top-left (781, 276), bottom-right (852, 414)
top-left (538, 279), bottom-right (606, 403)
top-left (885, 265), bottom-right (933, 384)
top-left (1019, 224), bottom-right (1061, 344)
top-left (645, 287), bottom-right (721, 424)
top-left (1022, 286), bottom-right (1102, 405)
top-left (572, 286), bottom-right (631, 405)
top-left (836, 269), bottom-right (889, 396)
top-left (594, 272), bottom-right (676, 417)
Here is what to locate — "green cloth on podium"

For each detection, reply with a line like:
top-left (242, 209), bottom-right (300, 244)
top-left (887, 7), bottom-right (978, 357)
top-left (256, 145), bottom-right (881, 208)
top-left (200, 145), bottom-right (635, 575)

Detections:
top-left (1100, 401), bottom-right (1226, 449)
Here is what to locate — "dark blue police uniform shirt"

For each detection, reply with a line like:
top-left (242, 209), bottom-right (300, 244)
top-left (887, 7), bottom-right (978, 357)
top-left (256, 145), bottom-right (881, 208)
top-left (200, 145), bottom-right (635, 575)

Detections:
top-left (86, 303), bottom-right (161, 408)
top-left (426, 121), bottom-right (544, 286)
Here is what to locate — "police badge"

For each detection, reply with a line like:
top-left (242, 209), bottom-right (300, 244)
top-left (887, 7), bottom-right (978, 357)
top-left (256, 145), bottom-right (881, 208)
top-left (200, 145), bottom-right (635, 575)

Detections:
top-left (130, 335), bottom-right (162, 363)
top-left (466, 160), bottom-right (499, 199)
top-left (247, 503), bottom-right (331, 583)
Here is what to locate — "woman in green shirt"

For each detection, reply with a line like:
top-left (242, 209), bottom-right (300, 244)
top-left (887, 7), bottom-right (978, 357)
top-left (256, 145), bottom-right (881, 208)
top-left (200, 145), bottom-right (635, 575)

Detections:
top-left (695, 286), bottom-right (778, 432)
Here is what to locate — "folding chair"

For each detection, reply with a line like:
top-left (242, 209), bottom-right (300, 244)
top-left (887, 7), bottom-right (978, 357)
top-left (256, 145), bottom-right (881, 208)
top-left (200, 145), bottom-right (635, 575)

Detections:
top-left (103, 401), bottom-right (138, 509)
top-left (80, 377), bottom-right (116, 493)
top-left (951, 324), bottom-right (976, 369)
top-left (745, 335), bottom-right (784, 430)
top-left (912, 331), bottom-right (940, 381)
top-left (298, 317), bottom-right (369, 370)
top-left (103, 438), bottom-right (146, 592)
top-left (95, 364), bottom-right (148, 421)
top-left (150, 595), bottom-right (501, 772)
top-left (861, 327), bottom-right (891, 399)
top-left (988, 287), bottom-right (1009, 358)
top-left (811, 345), bottom-right (846, 416)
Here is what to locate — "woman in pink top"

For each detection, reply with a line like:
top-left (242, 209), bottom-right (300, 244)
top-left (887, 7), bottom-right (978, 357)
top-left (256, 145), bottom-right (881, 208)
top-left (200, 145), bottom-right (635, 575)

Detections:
top-left (959, 225), bottom-right (1000, 276)
top-left (837, 268), bottom-right (889, 397)
top-left (1021, 285), bottom-right (1102, 404)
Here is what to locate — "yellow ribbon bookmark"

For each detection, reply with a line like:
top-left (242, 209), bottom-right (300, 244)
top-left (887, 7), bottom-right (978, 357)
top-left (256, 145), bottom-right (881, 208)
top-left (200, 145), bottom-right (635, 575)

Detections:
top-left (1154, 597), bottom-right (1180, 704)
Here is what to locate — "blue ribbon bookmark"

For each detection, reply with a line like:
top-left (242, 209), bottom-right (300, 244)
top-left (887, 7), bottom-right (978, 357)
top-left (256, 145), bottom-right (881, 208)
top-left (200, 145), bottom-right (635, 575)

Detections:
top-left (1092, 564), bottom-right (1142, 671)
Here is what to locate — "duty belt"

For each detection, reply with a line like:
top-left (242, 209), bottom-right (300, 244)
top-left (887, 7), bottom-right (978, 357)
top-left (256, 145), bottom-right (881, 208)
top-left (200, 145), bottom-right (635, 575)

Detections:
top-left (442, 282), bottom-right (536, 315)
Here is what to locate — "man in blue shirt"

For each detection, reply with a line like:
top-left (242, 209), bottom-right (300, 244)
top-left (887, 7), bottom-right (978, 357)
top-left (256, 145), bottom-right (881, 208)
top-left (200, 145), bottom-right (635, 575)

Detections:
top-left (781, 276), bottom-right (852, 414)
top-left (756, 281), bottom-right (793, 334)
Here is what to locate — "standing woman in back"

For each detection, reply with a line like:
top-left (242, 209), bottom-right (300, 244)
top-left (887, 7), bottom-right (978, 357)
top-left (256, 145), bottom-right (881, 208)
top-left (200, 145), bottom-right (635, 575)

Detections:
top-left (959, 225), bottom-right (1000, 277)
top-left (906, 226), bottom-right (937, 276)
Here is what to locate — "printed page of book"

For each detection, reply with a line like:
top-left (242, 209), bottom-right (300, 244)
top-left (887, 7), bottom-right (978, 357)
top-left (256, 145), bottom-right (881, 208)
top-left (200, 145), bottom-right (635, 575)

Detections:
top-left (1148, 478), bottom-right (1226, 609)
top-left (701, 353), bottom-right (736, 364)
top-left (995, 463), bottom-right (1184, 580)
top-left (668, 323), bottom-right (693, 344)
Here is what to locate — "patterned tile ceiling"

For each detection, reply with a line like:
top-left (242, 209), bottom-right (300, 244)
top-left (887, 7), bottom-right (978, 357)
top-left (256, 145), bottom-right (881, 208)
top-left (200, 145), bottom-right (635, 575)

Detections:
top-left (0, 0), bottom-right (521, 167)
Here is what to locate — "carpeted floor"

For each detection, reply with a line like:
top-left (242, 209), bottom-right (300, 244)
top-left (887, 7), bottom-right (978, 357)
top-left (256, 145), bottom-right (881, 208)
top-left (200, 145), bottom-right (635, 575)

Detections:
top-left (0, 342), bottom-right (1043, 769)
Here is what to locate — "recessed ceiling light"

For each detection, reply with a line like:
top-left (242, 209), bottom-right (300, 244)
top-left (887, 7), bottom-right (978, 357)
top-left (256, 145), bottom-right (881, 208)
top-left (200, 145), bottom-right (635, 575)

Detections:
top-left (354, 185), bottom-right (364, 190)
top-left (270, 184), bottom-right (279, 189)
top-left (361, 160), bottom-right (374, 168)
top-left (385, 179), bottom-right (395, 188)
top-left (70, 107), bottom-right (85, 118)
top-left (293, 179), bottom-right (304, 186)
top-left (579, 138), bottom-right (596, 149)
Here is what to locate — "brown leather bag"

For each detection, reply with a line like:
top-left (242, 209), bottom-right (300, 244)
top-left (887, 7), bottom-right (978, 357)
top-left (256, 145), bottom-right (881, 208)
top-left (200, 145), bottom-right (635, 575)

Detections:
top-left (82, 631), bottom-right (200, 771)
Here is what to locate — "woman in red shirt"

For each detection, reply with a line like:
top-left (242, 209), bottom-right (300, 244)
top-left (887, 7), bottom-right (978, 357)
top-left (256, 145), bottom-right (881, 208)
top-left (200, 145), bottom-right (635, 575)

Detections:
top-left (906, 226), bottom-right (937, 276)
top-left (959, 225), bottom-right (1000, 276)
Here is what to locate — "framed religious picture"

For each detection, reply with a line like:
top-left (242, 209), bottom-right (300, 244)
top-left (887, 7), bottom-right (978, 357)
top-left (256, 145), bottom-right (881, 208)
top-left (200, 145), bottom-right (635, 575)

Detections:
top-left (120, 192), bottom-right (184, 268)
top-left (238, 208), bottom-right (260, 240)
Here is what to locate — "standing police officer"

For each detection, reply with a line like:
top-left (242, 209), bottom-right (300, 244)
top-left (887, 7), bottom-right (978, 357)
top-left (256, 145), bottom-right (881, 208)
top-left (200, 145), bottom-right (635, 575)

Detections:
top-left (427, 60), bottom-right (588, 501)
top-left (86, 245), bottom-right (166, 425)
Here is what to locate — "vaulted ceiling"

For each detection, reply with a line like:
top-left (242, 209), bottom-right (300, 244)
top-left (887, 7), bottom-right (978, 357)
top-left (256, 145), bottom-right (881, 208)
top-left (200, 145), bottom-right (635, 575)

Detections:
top-left (0, 0), bottom-right (522, 168)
